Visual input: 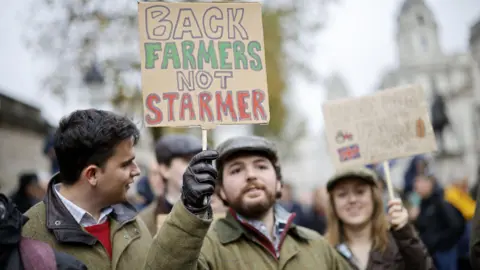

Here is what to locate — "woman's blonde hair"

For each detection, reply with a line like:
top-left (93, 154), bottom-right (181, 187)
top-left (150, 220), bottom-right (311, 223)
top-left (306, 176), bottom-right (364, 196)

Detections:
top-left (325, 182), bottom-right (390, 253)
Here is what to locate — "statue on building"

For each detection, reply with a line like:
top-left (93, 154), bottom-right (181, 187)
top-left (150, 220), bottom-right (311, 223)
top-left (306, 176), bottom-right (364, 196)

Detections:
top-left (430, 92), bottom-right (450, 153)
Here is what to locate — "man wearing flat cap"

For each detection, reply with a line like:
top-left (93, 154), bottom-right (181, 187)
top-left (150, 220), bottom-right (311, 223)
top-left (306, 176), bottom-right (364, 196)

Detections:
top-left (143, 135), bottom-right (350, 269)
top-left (138, 134), bottom-right (203, 236)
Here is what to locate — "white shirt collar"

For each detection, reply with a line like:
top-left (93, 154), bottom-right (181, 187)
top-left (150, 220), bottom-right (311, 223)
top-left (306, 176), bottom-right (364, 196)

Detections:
top-left (54, 184), bottom-right (113, 227)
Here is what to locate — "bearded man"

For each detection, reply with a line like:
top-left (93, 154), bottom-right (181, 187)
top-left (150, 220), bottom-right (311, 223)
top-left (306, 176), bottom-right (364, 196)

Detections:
top-left (144, 136), bottom-right (349, 269)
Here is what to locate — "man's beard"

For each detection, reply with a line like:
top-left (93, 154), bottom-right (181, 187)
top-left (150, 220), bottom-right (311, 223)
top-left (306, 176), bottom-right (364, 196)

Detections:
top-left (229, 182), bottom-right (276, 220)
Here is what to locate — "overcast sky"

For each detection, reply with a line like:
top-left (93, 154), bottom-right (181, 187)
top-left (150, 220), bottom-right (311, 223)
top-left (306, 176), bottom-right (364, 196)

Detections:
top-left (1, 0), bottom-right (480, 129)
top-left (294, 0), bottom-right (480, 132)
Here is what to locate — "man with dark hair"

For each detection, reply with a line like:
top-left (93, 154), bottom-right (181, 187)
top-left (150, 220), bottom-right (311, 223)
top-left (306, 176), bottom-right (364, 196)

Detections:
top-left (144, 135), bottom-right (349, 269)
top-left (22, 109), bottom-right (152, 270)
top-left (139, 134), bottom-right (202, 236)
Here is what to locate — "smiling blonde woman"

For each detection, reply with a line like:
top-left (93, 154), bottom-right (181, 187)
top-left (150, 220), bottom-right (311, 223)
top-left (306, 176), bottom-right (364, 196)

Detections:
top-left (325, 167), bottom-right (435, 270)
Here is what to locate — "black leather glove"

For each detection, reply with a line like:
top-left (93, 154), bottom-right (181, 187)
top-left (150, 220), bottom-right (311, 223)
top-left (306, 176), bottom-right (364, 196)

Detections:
top-left (181, 150), bottom-right (219, 214)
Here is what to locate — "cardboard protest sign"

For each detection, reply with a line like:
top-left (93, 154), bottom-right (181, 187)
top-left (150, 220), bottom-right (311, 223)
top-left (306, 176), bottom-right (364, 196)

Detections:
top-left (322, 84), bottom-right (437, 169)
top-left (138, 2), bottom-right (269, 128)
top-left (157, 213), bottom-right (226, 232)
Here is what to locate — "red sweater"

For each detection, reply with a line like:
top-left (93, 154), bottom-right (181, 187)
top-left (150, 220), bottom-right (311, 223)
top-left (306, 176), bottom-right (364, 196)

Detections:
top-left (85, 220), bottom-right (112, 259)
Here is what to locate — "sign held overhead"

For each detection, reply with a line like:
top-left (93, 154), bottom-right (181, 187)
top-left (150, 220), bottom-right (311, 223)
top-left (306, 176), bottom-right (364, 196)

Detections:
top-left (138, 2), bottom-right (270, 128)
top-left (322, 84), bottom-right (437, 169)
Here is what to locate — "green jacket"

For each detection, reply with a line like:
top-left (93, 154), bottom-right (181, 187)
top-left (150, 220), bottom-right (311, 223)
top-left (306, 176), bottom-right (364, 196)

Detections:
top-left (138, 201), bottom-right (157, 237)
top-left (22, 176), bottom-right (152, 270)
top-left (138, 197), bottom-right (174, 237)
top-left (144, 201), bottom-right (351, 269)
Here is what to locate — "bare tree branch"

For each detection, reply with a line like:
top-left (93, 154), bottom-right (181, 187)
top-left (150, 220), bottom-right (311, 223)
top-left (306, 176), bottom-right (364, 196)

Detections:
top-left (26, 0), bottom-right (336, 142)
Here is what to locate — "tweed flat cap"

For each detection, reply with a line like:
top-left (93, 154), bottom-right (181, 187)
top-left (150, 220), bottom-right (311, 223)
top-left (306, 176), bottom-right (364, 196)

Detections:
top-left (327, 167), bottom-right (379, 192)
top-left (155, 134), bottom-right (202, 164)
top-left (216, 136), bottom-right (278, 165)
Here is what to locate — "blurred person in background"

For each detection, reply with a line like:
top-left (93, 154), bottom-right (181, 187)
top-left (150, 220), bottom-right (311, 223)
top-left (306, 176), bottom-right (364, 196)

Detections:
top-left (135, 161), bottom-right (163, 211)
top-left (43, 129), bottom-right (59, 175)
top-left (147, 161), bottom-right (164, 200)
top-left (10, 172), bottom-right (45, 213)
top-left (444, 176), bottom-right (475, 270)
top-left (325, 167), bottom-right (434, 270)
top-left (0, 193), bottom-right (86, 270)
top-left (278, 182), bottom-right (307, 225)
top-left (413, 173), bottom-right (465, 270)
top-left (138, 134), bottom-right (202, 236)
top-left (469, 167), bottom-right (480, 199)
top-left (403, 155), bottom-right (429, 196)
top-left (444, 174), bottom-right (475, 221)
top-left (405, 159), bottom-right (435, 222)
top-left (301, 187), bottom-right (328, 235)
top-left (470, 173), bottom-right (480, 269)
top-left (134, 177), bottom-right (153, 211)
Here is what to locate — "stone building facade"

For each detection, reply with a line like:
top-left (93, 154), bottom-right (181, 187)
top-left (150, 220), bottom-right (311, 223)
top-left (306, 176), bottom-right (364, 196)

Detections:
top-left (378, 0), bottom-right (478, 186)
top-left (0, 89), bottom-right (52, 194)
top-left (470, 16), bottom-right (480, 181)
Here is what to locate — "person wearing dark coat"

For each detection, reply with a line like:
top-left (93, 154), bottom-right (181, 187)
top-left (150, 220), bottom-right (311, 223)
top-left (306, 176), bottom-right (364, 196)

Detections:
top-left (135, 175), bottom-right (154, 211)
top-left (10, 172), bottom-right (44, 213)
top-left (469, 171), bottom-right (480, 269)
top-left (299, 187), bottom-right (327, 235)
top-left (138, 134), bottom-right (203, 236)
top-left (414, 175), bottom-right (465, 270)
top-left (277, 182), bottom-right (308, 226)
top-left (43, 131), bottom-right (59, 175)
top-left (404, 155), bottom-right (428, 196)
top-left (0, 193), bottom-right (86, 270)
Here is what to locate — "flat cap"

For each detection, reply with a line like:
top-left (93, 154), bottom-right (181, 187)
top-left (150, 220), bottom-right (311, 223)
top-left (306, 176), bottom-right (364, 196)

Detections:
top-left (216, 135), bottom-right (278, 166)
top-left (155, 134), bottom-right (202, 164)
top-left (327, 167), bottom-right (379, 192)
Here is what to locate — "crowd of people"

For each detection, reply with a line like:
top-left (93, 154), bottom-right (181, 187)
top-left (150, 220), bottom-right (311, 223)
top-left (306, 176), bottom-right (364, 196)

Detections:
top-left (0, 108), bottom-right (479, 269)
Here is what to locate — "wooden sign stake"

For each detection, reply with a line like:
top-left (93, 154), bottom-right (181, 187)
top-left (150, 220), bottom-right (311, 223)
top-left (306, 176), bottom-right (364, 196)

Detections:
top-left (382, 160), bottom-right (395, 200)
top-left (202, 129), bottom-right (208, 151)
top-left (200, 124), bottom-right (215, 206)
